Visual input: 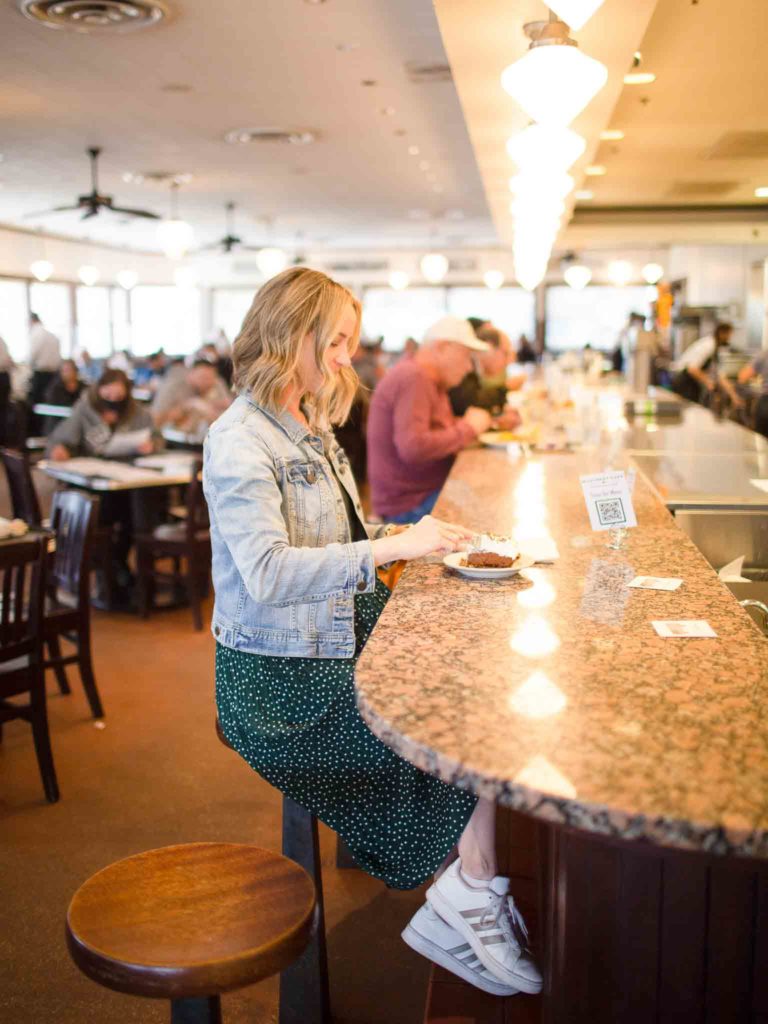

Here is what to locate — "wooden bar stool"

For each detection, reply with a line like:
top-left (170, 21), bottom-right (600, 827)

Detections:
top-left (66, 842), bottom-right (316, 1024)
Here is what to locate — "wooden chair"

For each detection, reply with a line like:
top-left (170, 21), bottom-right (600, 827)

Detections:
top-left (0, 447), bottom-right (43, 525)
top-left (44, 490), bottom-right (105, 720)
top-left (0, 534), bottom-right (59, 803)
top-left (135, 461), bottom-right (211, 630)
top-left (215, 719), bottom-right (332, 1024)
top-left (66, 842), bottom-right (316, 1024)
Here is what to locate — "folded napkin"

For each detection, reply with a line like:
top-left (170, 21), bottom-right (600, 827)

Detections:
top-left (522, 537), bottom-right (560, 564)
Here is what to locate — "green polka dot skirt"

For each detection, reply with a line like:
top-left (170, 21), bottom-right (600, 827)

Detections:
top-left (215, 577), bottom-right (477, 890)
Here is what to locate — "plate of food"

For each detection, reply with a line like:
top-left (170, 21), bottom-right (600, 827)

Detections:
top-left (479, 428), bottom-right (539, 448)
top-left (443, 534), bottom-right (536, 579)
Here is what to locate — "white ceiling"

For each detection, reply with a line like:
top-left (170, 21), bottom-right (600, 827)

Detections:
top-left (0, 0), bottom-right (496, 254)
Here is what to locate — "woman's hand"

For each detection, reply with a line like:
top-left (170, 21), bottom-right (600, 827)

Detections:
top-left (50, 444), bottom-right (71, 462)
top-left (372, 515), bottom-right (473, 566)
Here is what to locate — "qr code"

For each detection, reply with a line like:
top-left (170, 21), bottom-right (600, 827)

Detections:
top-left (596, 497), bottom-right (626, 526)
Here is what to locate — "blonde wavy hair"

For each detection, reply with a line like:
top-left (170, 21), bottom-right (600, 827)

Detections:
top-left (232, 267), bottom-right (361, 430)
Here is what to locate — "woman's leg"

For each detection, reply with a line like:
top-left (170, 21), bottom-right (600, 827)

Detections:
top-left (456, 798), bottom-right (498, 880)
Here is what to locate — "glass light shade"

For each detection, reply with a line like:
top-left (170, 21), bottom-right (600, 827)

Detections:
top-left (77, 265), bottom-right (100, 287)
top-left (173, 266), bottom-right (199, 288)
top-left (256, 247), bottom-right (289, 279)
top-left (157, 219), bottom-right (195, 260)
top-left (420, 252), bottom-right (449, 283)
top-left (30, 259), bottom-right (54, 282)
top-left (116, 269), bottom-right (139, 290)
top-left (564, 264), bottom-right (592, 290)
top-left (483, 270), bottom-right (505, 290)
top-left (388, 270), bottom-right (410, 290)
top-left (501, 45), bottom-right (608, 127)
top-left (642, 262), bottom-right (664, 284)
top-left (624, 72), bottom-right (656, 85)
top-left (546, 0), bottom-right (606, 31)
top-left (506, 125), bottom-right (586, 173)
top-left (607, 260), bottom-right (633, 286)
top-left (510, 171), bottom-right (574, 202)
top-left (755, 187), bottom-right (768, 199)
top-left (515, 261), bottom-right (548, 292)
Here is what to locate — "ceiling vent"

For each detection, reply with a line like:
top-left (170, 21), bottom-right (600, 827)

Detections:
top-left (708, 132), bottom-right (768, 160)
top-left (17, 0), bottom-right (169, 32)
top-left (122, 170), bottom-right (192, 185)
top-left (327, 260), bottom-right (389, 273)
top-left (405, 61), bottom-right (453, 84)
top-left (224, 128), bottom-right (317, 146)
top-left (667, 181), bottom-right (740, 198)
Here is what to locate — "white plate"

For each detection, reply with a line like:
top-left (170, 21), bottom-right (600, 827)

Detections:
top-left (478, 431), bottom-right (538, 448)
top-left (443, 551), bottom-right (536, 579)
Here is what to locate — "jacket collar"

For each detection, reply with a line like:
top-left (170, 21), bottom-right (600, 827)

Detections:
top-left (244, 393), bottom-right (328, 449)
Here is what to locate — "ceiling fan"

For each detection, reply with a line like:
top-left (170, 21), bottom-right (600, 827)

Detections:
top-left (198, 202), bottom-right (261, 254)
top-left (25, 147), bottom-right (161, 221)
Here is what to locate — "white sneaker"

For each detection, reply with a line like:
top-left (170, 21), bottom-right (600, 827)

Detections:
top-left (402, 903), bottom-right (520, 997)
top-left (426, 860), bottom-right (543, 994)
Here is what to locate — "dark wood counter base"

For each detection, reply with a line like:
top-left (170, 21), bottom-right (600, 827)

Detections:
top-left (425, 808), bottom-right (768, 1024)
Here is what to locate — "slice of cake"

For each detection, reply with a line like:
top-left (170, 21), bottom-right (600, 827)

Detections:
top-left (461, 533), bottom-right (519, 569)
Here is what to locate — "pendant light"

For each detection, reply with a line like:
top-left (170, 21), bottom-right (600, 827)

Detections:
top-left (388, 270), bottom-right (410, 291)
top-left (157, 182), bottom-right (195, 260)
top-left (30, 259), bottom-right (54, 282)
top-left (509, 171), bottom-right (574, 202)
top-left (546, 0), bottom-right (606, 31)
top-left (483, 270), bottom-right (505, 290)
top-left (607, 260), bottom-right (633, 286)
top-left (642, 262), bottom-right (664, 285)
top-left (255, 247), bottom-right (289, 280)
top-left (501, 17), bottom-right (607, 128)
top-left (506, 125), bottom-right (586, 173)
top-left (117, 269), bottom-right (139, 290)
top-left (564, 264), bottom-right (592, 290)
top-left (420, 252), bottom-right (449, 284)
top-left (78, 265), bottom-right (100, 287)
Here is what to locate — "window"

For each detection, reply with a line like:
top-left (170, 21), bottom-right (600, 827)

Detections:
top-left (76, 287), bottom-right (112, 358)
top-left (362, 288), bottom-right (447, 352)
top-left (0, 280), bottom-right (29, 362)
top-left (211, 288), bottom-right (255, 345)
top-left (30, 282), bottom-right (73, 357)
top-left (447, 288), bottom-right (536, 345)
top-left (130, 286), bottom-right (203, 357)
top-left (111, 289), bottom-right (131, 354)
top-left (545, 286), bottom-right (652, 352)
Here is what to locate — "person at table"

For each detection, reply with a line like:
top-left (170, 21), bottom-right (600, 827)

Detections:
top-left (670, 322), bottom-right (743, 409)
top-left (737, 349), bottom-right (768, 436)
top-left (367, 316), bottom-right (493, 524)
top-left (41, 359), bottom-right (85, 434)
top-left (47, 368), bottom-right (157, 461)
top-left (449, 324), bottom-right (524, 419)
top-left (0, 333), bottom-right (14, 447)
top-left (206, 267), bottom-right (541, 998)
top-left (26, 312), bottom-right (61, 431)
top-left (516, 332), bottom-right (538, 364)
top-left (151, 359), bottom-right (232, 438)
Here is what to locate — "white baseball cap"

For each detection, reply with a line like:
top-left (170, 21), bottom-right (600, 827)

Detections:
top-left (422, 315), bottom-right (490, 352)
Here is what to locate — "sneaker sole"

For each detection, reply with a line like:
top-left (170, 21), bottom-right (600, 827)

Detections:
top-left (426, 884), bottom-right (543, 995)
top-left (401, 923), bottom-right (519, 997)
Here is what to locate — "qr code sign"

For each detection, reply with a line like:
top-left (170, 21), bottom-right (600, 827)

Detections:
top-left (596, 497), bottom-right (626, 527)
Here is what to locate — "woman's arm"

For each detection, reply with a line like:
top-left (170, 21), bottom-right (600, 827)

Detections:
top-left (46, 400), bottom-right (86, 457)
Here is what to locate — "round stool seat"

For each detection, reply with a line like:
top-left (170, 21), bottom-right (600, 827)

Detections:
top-left (66, 842), bottom-right (316, 1000)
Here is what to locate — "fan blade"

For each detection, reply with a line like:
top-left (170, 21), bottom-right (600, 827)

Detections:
top-left (23, 204), bottom-right (83, 219)
top-left (81, 208), bottom-right (99, 220)
top-left (109, 205), bottom-right (161, 220)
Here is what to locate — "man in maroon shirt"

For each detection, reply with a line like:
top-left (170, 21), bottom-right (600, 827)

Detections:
top-left (367, 316), bottom-right (493, 523)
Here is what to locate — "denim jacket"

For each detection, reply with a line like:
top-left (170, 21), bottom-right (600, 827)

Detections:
top-left (203, 394), bottom-right (386, 659)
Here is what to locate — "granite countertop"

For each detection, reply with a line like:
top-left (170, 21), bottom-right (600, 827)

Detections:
top-left (355, 448), bottom-right (768, 858)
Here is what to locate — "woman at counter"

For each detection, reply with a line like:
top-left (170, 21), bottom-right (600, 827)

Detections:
top-left (204, 267), bottom-right (542, 998)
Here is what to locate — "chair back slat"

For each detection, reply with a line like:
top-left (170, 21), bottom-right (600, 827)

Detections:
top-left (0, 536), bottom-right (47, 662)
top-left (186, 461), bottom-right (208, 542)
top-left (49, 491), bottom-right (97, 601)
top-left (0, 448), bottom-right (43, 526)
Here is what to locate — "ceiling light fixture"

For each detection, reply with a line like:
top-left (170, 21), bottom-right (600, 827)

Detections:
top-left (156, 182), bottom-right (194, 260)
top-left (506, 124), bottom-right (586, 172)
top-left (388, 270), bottom-right (410, 291)
top-left (624, 72), bottom-right (656, 85)
top-left (30, 259), bottom-right (54, 282)
top-left (755, 187), bottom-right (768, 198)
top-left (545, 0), bottom-right (606, 31)
top-left (117, 269), bottom-right (139, 290)
top-left (600, 129), bottom-right (624, 141)
top-left (607, 260), bottom-right (633, 286)
top-left (642, 262), bottom-right (664, 285)
top-left (585, 164), bottom-right (606, 176)
top-left (420, 252), bottom-right (449, 283)
top-left (78, 265), bottom-right (100, 287)
top-left (483, 270), bottom-right (505, 290)
top-left (18, 0), bottom-right (168, 33)
top-left (256, 247), bottom-right (289, 280)
top-left (501, 17), bottom-right (608, 127)
top-left (564, 264), bottom-right (592, 289)
top-left (574, 189), bottom-right (594, 200)
top-left (408, 145), bottom-right (420, 156)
